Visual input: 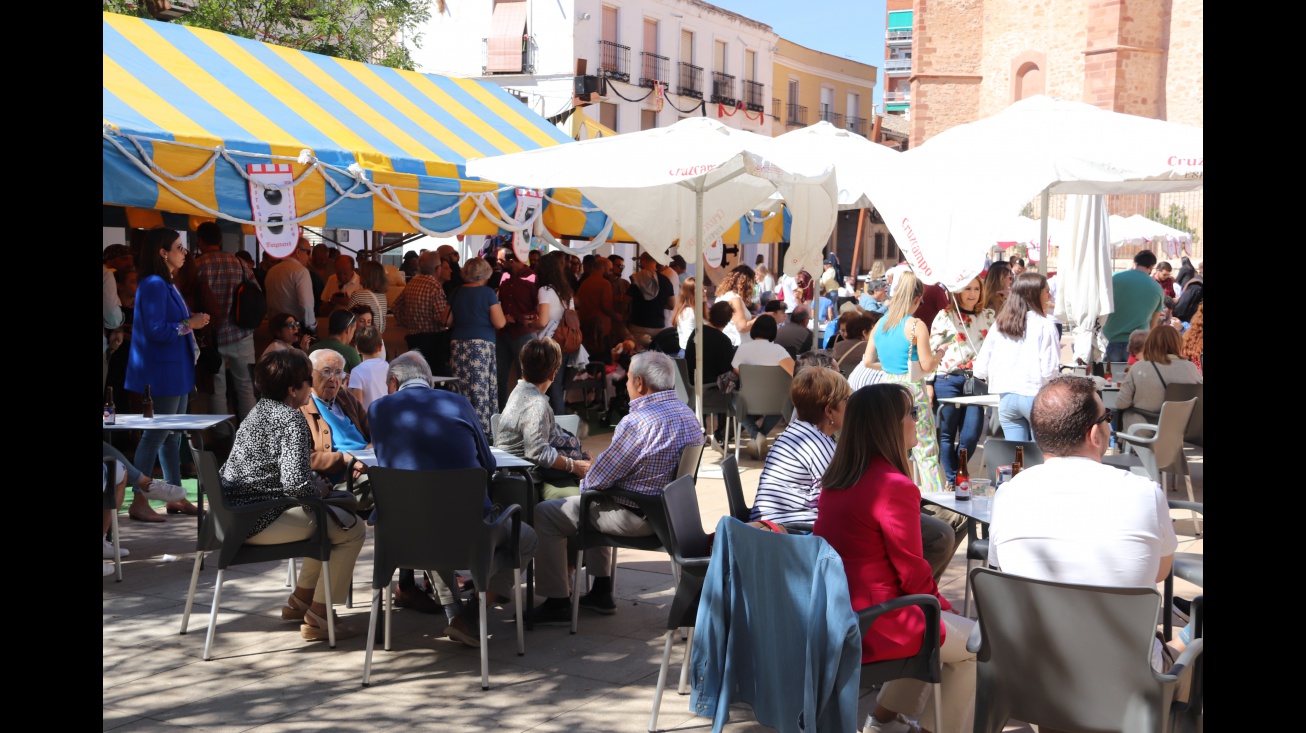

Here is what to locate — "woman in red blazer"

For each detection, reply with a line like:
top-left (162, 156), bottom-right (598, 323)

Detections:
top-left (814, 384), bottom-right (976, 733)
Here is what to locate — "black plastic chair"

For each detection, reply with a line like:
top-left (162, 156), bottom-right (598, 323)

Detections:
top-left (571, 487), bottom-right (674, 635)
top-left (720, 454), bottom-right (750, 523)
top-left (968, 567), bottom-right (1203, 733)
top-left (180, 449), bottom-right (337, 659)
top-left (647, 476), bottom-right (712, 733)
top-left (1162, 500), bottom-right (1203, 642)
top-left (361, 467), bottom-right (524, 690)
top-left (856, 595), bottom-right (944, 733)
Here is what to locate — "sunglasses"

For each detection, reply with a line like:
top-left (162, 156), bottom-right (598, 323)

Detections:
top-left (1094, 408), bottom-right (1113, 426)
top-left (281, 321), bottom-right (301, 329)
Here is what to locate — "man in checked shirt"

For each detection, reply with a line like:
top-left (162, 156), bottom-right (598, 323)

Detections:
top-left (530, 351), bottom-right (703, 625)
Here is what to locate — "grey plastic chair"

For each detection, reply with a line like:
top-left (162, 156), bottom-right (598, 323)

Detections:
top-left (979, 439), bottom-right (1044, 485)
top-left (1162, 500), bottom-right (1203, 643)
top-left (647, 476), bottom-right (713, 733)
top-left (728, 364), bottom-right (792, 462)
top-left (361, 467), bottom-right (525, 690)
top-left (1103, 397), bottom-right (1199, 534)
top-left (671, 357), bottom-right (692, 406)
top-left (856, 595), bottom-right (944, 733)
top-left (180, 449), bottom-right (337, 659)
top-left (968, 568), bottom-right (1203, 733)
top-left (1126, 382), bottom-right (1203, 448)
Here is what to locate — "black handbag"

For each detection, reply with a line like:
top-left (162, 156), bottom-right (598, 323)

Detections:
top-left (963, 371), bottom-right (988, 396)
top-left (198, 341), bottom-right (223, 375)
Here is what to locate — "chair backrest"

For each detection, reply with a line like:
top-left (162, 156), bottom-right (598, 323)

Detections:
top-left (1163, 382), bottom-right (1202, 447)
top-left (556, 414), bottom-right (581, 436)
top-left (672, 357), bottom-right (691, 405)
top-left (1108, 361), bottom-right (1130, 379)
top-left (1148, 397), bottom-right (1196, 474)
top-left (489, 413), bottom-right (501, 443)
top-left (719, 454), bottom-right (750, 522)
top-left (660, 475), bottom-right (714, 629)
top-left (367, 467), bottom-right (500, 588)
top-left (675, 441), bottom-right (704, 481)
top-left (981, 439), bottom-right (1044, 484)
top-left (970, 568), bottom-right (1173, 731)
top-left (247, 363), bottom-right (261, 400)
top-left (736, 364), bottom-right (793, 418)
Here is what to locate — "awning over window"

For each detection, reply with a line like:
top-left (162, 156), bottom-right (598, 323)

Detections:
top-left (486, 0), bottom-right (528, 73)
top-left (887, 10), bottom-right (913, 30)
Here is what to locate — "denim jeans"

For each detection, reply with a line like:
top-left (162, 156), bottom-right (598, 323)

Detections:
top-left (103, 441), bottom-right (143, 489)
top-left (192, 335), bottom-right (256, 429)
top-left (934, 374), bottom-right (984, 484)
top-left (133, 392), bottom-right (189, 487)
top-left (731, 395), bottom-right (781, 439)
top-left (1104, 341), bottom-right (1130, 363)
top-left (997, 392), bottom-right (1036, 442)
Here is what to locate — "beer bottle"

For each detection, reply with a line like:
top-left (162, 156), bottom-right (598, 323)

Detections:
top-left (955, 448), bottom-right (971, 501)
top-left (1103, 362), bottom-right (1113, 386)
top-left (142, 384), bottom-right (155, 419)
top-left (1011, 446), bottom-right (1024, 476)
top-left (103, 387), bottom-right (116, 425)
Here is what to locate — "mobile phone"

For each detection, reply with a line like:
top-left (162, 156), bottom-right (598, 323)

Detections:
top-left (936, 333), bottom-right (957, 346)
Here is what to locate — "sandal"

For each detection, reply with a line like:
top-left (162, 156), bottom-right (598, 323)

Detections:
top-left (281, 594), bottom-right (310, 621)
top-left (300, 608), bottom-right (361, 641)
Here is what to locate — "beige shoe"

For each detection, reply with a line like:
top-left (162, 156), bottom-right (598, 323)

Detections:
top-left (444, 616), bottom-right (480, 648)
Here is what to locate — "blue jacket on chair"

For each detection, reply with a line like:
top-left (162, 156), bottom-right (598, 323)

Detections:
top-left (125, 274), bottom-right (196, 397)
top-left (690, 516), bottom-right (862, 733)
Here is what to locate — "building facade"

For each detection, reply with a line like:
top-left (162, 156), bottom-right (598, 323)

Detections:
top-left (772, 38), bottom-right (877, 138)
top-left (883, 0), bottom-right (913, 117)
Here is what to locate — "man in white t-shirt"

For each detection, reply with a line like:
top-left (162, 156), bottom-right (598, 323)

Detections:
top-left (730, 314), bottom-right (795, 459)
top-left (988, 375), bottom-right (1177, 667)
top-left (321, 254), bottom-right (361, 309)
top-left (884, 260), bottom-right (912, 297)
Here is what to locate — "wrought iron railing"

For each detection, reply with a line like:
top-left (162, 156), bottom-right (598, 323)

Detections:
top-left (711, 71), bottom-right (736, 105)
top-left (598, 40), bottom-right (631, 83)
top-left (846, 116), bottom-right (868, 136)
top-left (639, 52), bottom-right (669, 88)
top-left (743, 80), bottom-right (765, 112)
top-left (820, 109), bottom-right (843, 127)
top-left (678, 62), bottom-right (703, 99)
top-left (786, 103), bottom-right (807, 127)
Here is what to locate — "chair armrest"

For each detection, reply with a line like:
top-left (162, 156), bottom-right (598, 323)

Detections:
top-left (1116, 428), bottom-right (1159, 447)
top-left (486, 503), bottom-right (523, 564)
top-left (1157, 638), bottom-right (1204, 702)
top-left (1167, 500), bottom-right (1203, 515)
top-left (781, 522), bottom-right (814, 534)
top-left (856, 594), bottom-right (941, 639)
top-left (676, 557), bottom-right (711, 570)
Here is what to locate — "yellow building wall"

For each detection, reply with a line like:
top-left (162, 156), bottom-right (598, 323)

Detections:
top-left (771, 38), bottom-right (877, 137)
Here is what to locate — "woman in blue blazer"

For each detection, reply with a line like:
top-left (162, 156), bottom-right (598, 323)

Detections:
top-left (124, 227), bottom-right (210, 520)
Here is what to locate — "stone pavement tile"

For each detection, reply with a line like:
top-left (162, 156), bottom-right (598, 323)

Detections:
top-left (103, 706), bottom-right (145, 732)
top-left (544, 633), bottom-right (675, 686)
top-left (102, 659), bottom-right (269, 720)
top-left (104, 646), bottom-right (201, 691)
top-left (238, 689), bottom-right (433, 733)
top-left (526, 674), bottom-right (701, 733)
top-left (101, 718), bottom-right (217, 733)
top-left (487, 627), bottom-right (625, 668)
top-left (423, 668), bottom-right (623, 731)
top-left (112, 604), bottom-right (303, 658)
top-left (104, 591), bottom-right (188, 621)
top-left (146, 676), bottom-right (360, 733)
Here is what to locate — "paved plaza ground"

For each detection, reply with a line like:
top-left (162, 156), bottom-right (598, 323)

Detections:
top-left (103, 422), bottom-right (1203, 733)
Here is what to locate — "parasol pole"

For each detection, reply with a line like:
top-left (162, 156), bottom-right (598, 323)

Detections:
top-left (1038, 187), bottom-right (1050, 276)
top-left (694, 185), bottom-right (705, 426)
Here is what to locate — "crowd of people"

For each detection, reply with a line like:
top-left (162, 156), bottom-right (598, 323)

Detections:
top-left (104, 234), bottom-right (1203, 730)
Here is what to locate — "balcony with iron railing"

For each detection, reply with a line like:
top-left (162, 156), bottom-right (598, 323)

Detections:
top-left (743, 80), bottom-right (765, 112)
top-left (786, 102), bottom-right (807, 127)
top-left (481, 36), bottom-right (536, 75)
top-left (884, 91), bottom-right (911, 103)
top-left (772, 97), bottom-right (781, 121)
top-left (886, 29), bottom-right (913, 44)
top-left (598, 40), bottom-right (631, 83)
top-left (678, 62), bottom-right (704, 99)
top-left (639, 52), bottom-right (669, 88)
top-left (711, 71), bottom-right (736, 106)
top-left (819, 109), bottom-right (844, 128)
top-left (885, 58), bottom-right (913, 75)
top-left (845, 116), bottom-right (867, 136)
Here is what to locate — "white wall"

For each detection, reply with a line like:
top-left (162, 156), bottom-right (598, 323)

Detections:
top-left (103, 228), bottom-right (127, 252)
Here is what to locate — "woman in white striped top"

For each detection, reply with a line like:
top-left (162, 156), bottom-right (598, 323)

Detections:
top-left (750, 367), bottom-right (852, 527)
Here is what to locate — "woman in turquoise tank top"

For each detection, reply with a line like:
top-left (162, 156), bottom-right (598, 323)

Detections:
top-left (862, 272), bottom-right (948, 492)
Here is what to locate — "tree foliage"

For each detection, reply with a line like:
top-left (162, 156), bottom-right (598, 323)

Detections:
top-left (1144, 203), bottom-right (1200, 246)
top-left (103, 1), bottom-right (432, 70)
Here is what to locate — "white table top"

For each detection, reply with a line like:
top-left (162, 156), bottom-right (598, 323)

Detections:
top-left (936, 394), bottom-right (1001, 409)
top-left (920, 491), bottom-right (993, 524)
top-left (429, 376), bottom-right (459, 384)
top-left (103, 414), bottom-right (234, 430)
top-left (352, 447), bottom-right (533, 470)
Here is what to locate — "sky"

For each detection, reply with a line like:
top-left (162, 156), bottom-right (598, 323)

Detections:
top-left (708, 0), bottom-right (888, 109)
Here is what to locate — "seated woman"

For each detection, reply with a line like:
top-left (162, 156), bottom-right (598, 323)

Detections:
top-left (262, 312), bottom-right (313, 360)
top-left (750, 367), bottom-right (850, 529)
top-left (731, 314), bottom-right (796, 460)
top-left (815, 384), bottom-right (976, 733)
top-left (495, 338), bottom-right (590, 500)
top-left (219, 349), bottom-right (366, 641)
top-left (1115, 324), bottom-right (1202, 431)
top-left (830, 311), bottom-right (873, 372)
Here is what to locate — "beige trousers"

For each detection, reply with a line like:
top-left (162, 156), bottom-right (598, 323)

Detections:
top-left (877, 611), bottom-right (977, 733)
top-left (533, 493), bottom-right (653, 599)
top-left (246, 505), bottom-right (365, 605)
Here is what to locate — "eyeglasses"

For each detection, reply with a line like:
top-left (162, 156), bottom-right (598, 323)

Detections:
top-left (1094, 408), bottom-right (1113, 426)
top-left (317, 368), bottom-right (346, 380)
top-left (281, 321), bottom-right (301, 329)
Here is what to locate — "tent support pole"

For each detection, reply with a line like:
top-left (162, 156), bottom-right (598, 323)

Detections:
top-left (694, 187), bottom-right (705, 427)
top-left (849, 208), bottom-right (866, 281)
top-left (1038, 188), bottom-right (1050, 276)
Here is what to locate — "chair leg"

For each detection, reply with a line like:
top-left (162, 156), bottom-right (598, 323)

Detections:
top-left (285, 558), bottom-right (296, 587)
top-left (677, 628), bottom-right (694, 695)
top-left (514, 568), bottom-right (525, 656)
top-left (479, 591), bottom-right (490, 690)
top-left (321, 560), bottom-right (335, 648)
top-left (932, 683), bottom-right (944, 733)
top-left (1183, 473), bottom-right (1201, 536)
top-left (734, 415), bottom-right (741, 463)
top-left (181, 550), bottom-right (204, 635)
top-left (362, 588), bottom-right (382, 687)
top-left (963, 559), bottom-right (975, 618)
top-left (203, 568), bottom-right (225, 661)
top-left (648, 629), bottom-right (675, 733)
top-left (111, 510), bottom-right (123, 582)
top-left (346, 581), bottom-right (353, 609)
top-left (385, 581), bottom-right (393, 651)
top-left (571, 550), bottom-right (584, 635)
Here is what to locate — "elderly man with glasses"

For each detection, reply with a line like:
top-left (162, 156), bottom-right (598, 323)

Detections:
top-left (298, 348), bottom-right (372, 513)
top-left (266, 236), bottom-right (319, 336)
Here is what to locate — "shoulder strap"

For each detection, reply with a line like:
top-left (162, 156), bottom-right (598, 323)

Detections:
top-left (1150, 361), bottom-right (1168, 389)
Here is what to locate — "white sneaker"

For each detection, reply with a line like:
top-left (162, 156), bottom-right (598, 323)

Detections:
top-left (865, 712), bottom-right (919, 733)
top-left (103, 562), bottom-right (116, 577)
top-left (751, 433), bottom-right (767, 461)
top-left (103, 540), bottom-right (130, 559)
top-left (139, 479), bottom-right (186, 503)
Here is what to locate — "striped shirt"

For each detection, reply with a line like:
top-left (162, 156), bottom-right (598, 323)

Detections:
top-left (581, 389), bottom-right (703, 508)
top-left (750, 419), bottom-right (836, 525)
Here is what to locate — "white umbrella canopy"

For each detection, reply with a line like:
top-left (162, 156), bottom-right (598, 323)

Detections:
top-left (1056, 195), bottom-right (1115, 363)
top-left (1110, 214), bottom-right (1193, 249)
top-left (862, 95), bottom-right (1203, 290)
top-left (465, 116), bottom-right (838, 267)
top-left (771, 120), bottom-right (901, 277)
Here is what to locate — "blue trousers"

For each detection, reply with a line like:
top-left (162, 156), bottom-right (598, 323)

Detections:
top-left (132, 392), bottom-right (189, 488)
top-left (935, 374), bottom-right (985, 484)
top-left (998, 392), bottom-right (1036, 442)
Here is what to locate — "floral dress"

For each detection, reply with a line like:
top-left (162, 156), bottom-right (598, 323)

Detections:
top-left (930, 308), bottom-right (997, 375)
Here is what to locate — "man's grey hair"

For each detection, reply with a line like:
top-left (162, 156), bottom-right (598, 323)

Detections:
top-left (418, 251), bottom-right (440, 275)
top-left (387, 351), bottom-right (433, 385)
top-left (629, 351), bottom-right (676, 393)
top-left (790, 306), bottom-right (811, 326)
top-left (308, 348), bottom-right (344, 370)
